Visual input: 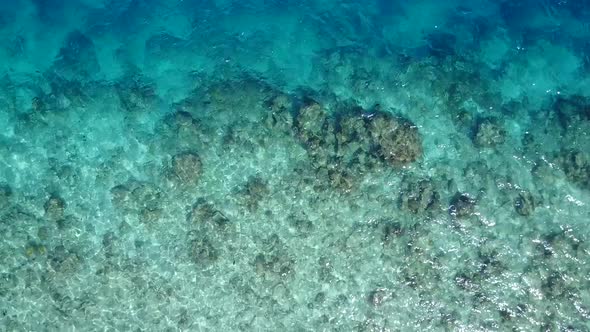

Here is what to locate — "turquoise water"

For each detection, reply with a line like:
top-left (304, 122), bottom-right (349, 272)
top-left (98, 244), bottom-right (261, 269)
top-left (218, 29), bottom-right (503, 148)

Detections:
top-left (0, 0), bottom-right (589, 330)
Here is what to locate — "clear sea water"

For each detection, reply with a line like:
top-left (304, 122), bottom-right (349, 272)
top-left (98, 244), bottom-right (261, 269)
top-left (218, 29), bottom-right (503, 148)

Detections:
top-left (0, 0), bottom-right (589, 331)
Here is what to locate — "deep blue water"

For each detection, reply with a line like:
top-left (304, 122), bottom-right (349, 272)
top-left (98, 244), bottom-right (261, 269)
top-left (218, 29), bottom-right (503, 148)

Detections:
top-left (0, 0), bottom-right (589, 331)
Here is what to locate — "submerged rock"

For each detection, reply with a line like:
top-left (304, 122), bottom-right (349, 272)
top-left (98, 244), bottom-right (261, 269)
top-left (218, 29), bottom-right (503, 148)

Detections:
top-left (189, 236), bottom-right (218, 266)
top-left (264, 94), bottom-right (294, 132)
top-left (54, 31), bottom-right (100, 79)
top-left (44, 194), bottom-right (66, 221)
top-left (116, 76), bottom-right (158, 112)
top-left (381, 220), bottom-right (405, 244)
top-left (253, 235), bottom-right (294, 279)
top-left (368, 112), bottom-right (422, 165)
top-left (555, 95), bottom-right (590, 128)
top-left (110, 181), bottom-right (164, 223)
top-left (335, 110), bottom-right (373, 168)
top-left (0, 184), bottom-right (12, 211)
top-left (165, 110), bottom-right (201, 134)
top-left (514, 191), bottom-right (535, 216)
top-left (295, 99), bottom-right (331, 148)
top-left (241, 176), bottom-right (270, 210)
top-left (170, 152), bottom-right (203, 186)
top-left (449, 192), bottom-right (476, 218)
top-left (561, 150), bottom-right (590, 189)
top-left (473, 118), bottom-right (506, 147)
top-left (188, 200), bottom-right (230, 232)
top-left (399, 178), bottom-right (440, 214)
top-left (367, 288), bottom-right (393, 307)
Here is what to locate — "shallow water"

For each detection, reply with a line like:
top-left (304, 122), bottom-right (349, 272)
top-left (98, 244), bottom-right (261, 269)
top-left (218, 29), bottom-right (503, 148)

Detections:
top-left (0, 0), bottom-right (589, 331)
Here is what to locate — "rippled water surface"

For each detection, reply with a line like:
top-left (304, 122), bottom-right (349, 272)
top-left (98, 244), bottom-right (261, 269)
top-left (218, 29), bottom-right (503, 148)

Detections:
top-left (0, 0), bottom-right (589, 330)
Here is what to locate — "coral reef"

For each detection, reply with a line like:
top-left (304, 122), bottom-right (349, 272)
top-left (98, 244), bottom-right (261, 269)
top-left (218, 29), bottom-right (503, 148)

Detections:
top-left (1, 1), bottom-right (590, 330)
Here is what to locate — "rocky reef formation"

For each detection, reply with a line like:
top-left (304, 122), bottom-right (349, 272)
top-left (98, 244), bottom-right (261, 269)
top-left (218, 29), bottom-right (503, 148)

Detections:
top-left (168, 151), bottom-right (203, 186)
top-left (110, 180), bottom-right (164, 223)
top-left (473, 118), bottom-right (506, 148)
top-left (514, 191), bottom-right (536, 216)
top-left (449, 192), bottom-right (476, 219)
top-left (368, 111), bottom-right (422, 165)
top-left (287, 97), bottom-right (423, 192)
top-left (555, 95), bottom-right (590, 128)
top-left (399, 178), bottom-right (440, 215)
top-left (44, 194), bottom-right (67, 221)
top-left (560, 150), bottom-right (590, 189)
top-left (0, 184), bottom-right (12, 211)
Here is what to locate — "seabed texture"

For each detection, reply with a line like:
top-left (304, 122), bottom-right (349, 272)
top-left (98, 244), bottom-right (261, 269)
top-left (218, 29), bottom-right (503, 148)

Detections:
top-left (1, 0), bottom-right (590, 331)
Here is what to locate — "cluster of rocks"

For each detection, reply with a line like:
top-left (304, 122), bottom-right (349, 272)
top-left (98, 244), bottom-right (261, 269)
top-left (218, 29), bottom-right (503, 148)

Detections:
top-left (253, 234), bottom-right (295, 280)
top-left (116, 75), bottom-right (158, 113)
top-left (167, 151), bottom-right (203, 187)
top-left (264, 95), bottom-right (423, 192)
top-left (554, 95), bottom-right (590, 128)
top-left (186, 199), bottom-right (232, 267)
top-left (514, 191), bottom-right (536, 216)
top-left (559, 150), bottom-right (590, 190)
top-left (0, 184), bottom-right (12, 211)
top-left (110, 180), bottom-right (163, 223)
top-left (44, 194), bottom-right (67, 221)
top-left (398, 177), bottom-right (440, 215)
top-left (239, 176), bottom-right (270, 211)
top-left (473, 118), bottom-right (506, 148)
top-left (449, 192), bottom-right (476, 219)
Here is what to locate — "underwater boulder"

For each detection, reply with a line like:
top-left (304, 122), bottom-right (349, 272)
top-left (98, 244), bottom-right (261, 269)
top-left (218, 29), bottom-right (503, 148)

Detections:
top-left (295, 99), bottom-right (330, 147)
top-left (336, 110), bottom-right (371, 153)
top-left (368, 112), bottom-right (422, 165)
top-left (53, 31), bottom-right (100, 79)
top-left (560, 150), bottom-right (590, 189)
top-left (449, 192), bottom-right (476, 218)
top-left (473, 118), bottom-right (506, 147)
top-left (169, 111), bottom-right (196, 128)
top-left (188, 199), bottom-right (230, 232)
top-left (264, 94), bottom-right (294, 132)
top-left (514, 191), bottom-right (535, 216)
top-left (240, 176), bottom-right (270, 211)
top-left (116, 76), bottom-right (158, 112)
top-left (170, 152), bottom-right (203, 186)
top-left (554, 95), bottom-right (590, 128)
top-left (399, 178), bottom-right (440, 214)
top-left (110, 181), bottom-right (164, 223)
top-left (44, 194), bottom-right (66, 221)
top-left (189, 236), bottom-right (218, 266)
top-left (0, 184), bottom-right (12, 211)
